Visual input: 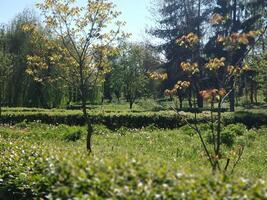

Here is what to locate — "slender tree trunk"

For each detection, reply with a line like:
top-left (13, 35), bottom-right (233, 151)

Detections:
top-left (188, 88), bottom-right (192, 109)
top-left (129, 99), bottom-right (134, 109)
top-left (0, 84), bottom-right (2, 117)
top-left (79, 66), bottom-right (93, 153)
top-left (254, 84), bottom-right (258, 103)
top-left (245, 77), bottom-right (248, 102)
top-left (215, 98), bottom-right (222, 172)
top-left (197, 93), bottom-right (203, 108)
top-left (229, 89), bottom-right (235, 112)
top-left (229, 77), bottom-right (235, 112)
top-left (196, 0), bottom-right (203, 109)
top-left (235, 91), bottom-right (239, 107)
top-left (250, 81), bottom-right (254, 104)
top-left (0, 104), bottom-right (1, 117)
top-left (228, 0), bottom-right (237, 112)
top-left (178, 94), bottom-right (183, 109)
top-left (262, 39), bottom-right (265, 52)
top-left (81, 91), bottom-right (93, 152)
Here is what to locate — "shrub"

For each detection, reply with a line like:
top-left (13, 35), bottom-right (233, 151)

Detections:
top-left (64, 130), bottom-right (82, 142)
top-left (15, 120), bottom-right (28, 129)
top-left (223, 123), bottom-right (247, 136)
top-left (220, 131), bottom-right (235, 147)
top-left (136, 98), bottom-right (163, 111)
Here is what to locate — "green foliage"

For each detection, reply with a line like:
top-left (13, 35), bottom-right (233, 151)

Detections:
top-left (110, 43), bottom-right (150, 109)
top-left (249, 51), bottom-right (267, 102)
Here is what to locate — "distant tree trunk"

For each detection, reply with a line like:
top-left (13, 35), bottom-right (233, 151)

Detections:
top-left (254, 86), bottom-right (258, 103)
top-left (229, 89), bottom-right (235, 112)
top-left (68, 86), bottom-right (73, 104)
top-left (178, 94), bottom-right (183, 109)
top-left (188, 89), bottom-right (192, 109)
top-left (235, 90), bottom-right (239, 107)
top-left (245, 77), bottom-right (248, 102)
top-left (0, 92), bottom-right (2, 117)
top-left (117, 96), bottom-right (120, 103)
top-left (129, 99), bottom-right (134, 109)
top-left (229, 0), bottom-right (237, 112)
top-left (229, 77), bottom-right (235, 112)
top-left (250, 81), bottom-right (254, 104)
top-left (197, 93), bottom-right (203, 108)
top-left (196, 0), bottom-right (203, 109)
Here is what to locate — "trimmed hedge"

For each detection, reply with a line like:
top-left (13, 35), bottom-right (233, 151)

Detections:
top-left (0, 110), bottom-right (266, 129)
top-left (224, 111), bottom-right (267, 128)
top-left (0, 112), bottom-right (187, 129)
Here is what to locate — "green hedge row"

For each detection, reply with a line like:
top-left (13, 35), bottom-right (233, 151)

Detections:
top-left (224, 111), bottom-right (267, 128)
top-left (0, 111), bottom-right (266, 129)
top-left (1, 138), bottom-right (266, 199)
top-left (0, 112), bottom-right (186, 129)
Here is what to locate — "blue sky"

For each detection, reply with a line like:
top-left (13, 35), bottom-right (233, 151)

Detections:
top-left (0, 0), bottom-right (153, 42)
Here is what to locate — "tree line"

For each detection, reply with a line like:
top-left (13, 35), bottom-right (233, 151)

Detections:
top-left (0, 0), bottom-right (266, 112)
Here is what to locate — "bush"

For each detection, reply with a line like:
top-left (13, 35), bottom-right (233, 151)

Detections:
top-left (221, 131), bottom-right (235, 147)
top-left (15, 120), bottom-right (28, 129)
top-left (137, 98), bottom-right (163, 111)
top-left (64, 130), bottom-right (82, 142)
top-left (223, 123), bottom-right (247, 136)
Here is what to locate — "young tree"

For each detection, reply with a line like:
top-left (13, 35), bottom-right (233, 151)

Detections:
top-left (120, 44), bottom-right (149, 109)
top-left (109, 42), bottom-right (162, 105)
top-left (24, 0), bottom-right (125, 152)
top-left (109, 60), bottom-right (124, 103)
top-left (151, 6), bottom-right (263, 174)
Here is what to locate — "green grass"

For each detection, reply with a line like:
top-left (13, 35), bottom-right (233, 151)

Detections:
top-left (1, 122), bottom-right (267, 198)
top-left (1, 122), bottom-right (267, 176)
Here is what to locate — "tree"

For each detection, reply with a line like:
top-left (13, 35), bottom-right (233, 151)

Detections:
top-left (0, 26), bottom-right (13, 116)
top-left (150, 0), bottom-right (213, 108)
top-left (4, 10), bottom-right (43, 107)
top-left (0, 9), bottom-right (64, 108)
top-left (249, 52), bottom-right (267, 103)
top-left (110, 59), bottom-right (124, 103)
top-left (109, 42), bottom-right (162, 103)
top-left (205, 0), bottom-right (266, 111)
top-left (114, 44), bottom-right (149, 109)
top-left (24, 0), bottom-right (125, 152)
top-left (151, 7), bottom-right (262, 174)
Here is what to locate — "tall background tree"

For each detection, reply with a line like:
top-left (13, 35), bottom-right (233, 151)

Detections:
top-left (150, 0), bottom-right (267, 111)
top-left (150, 0), bottom-right (214, 109)
top-left (0, 25), bottom-right (13, 116)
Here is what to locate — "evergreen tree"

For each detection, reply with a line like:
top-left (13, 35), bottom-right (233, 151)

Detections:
top-left (150, 0), bottom-right (213, 108)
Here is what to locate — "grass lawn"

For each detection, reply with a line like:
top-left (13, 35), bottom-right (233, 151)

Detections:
top-left (0, 122), bottom-right (267, 199)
